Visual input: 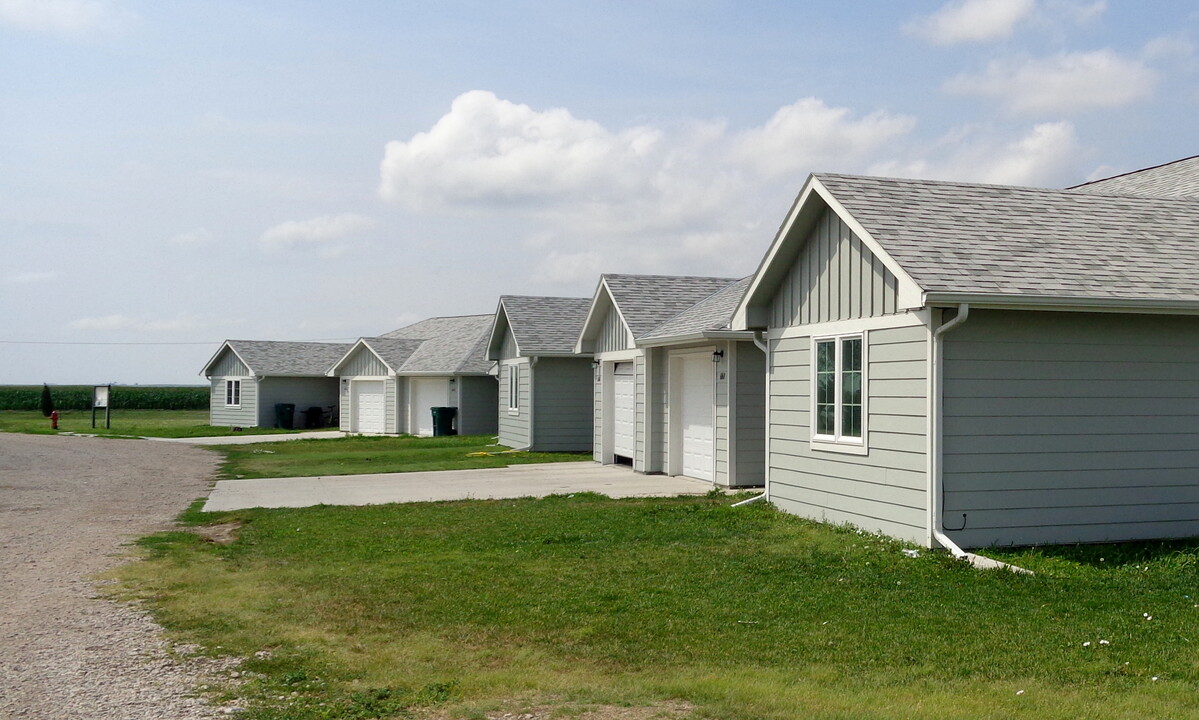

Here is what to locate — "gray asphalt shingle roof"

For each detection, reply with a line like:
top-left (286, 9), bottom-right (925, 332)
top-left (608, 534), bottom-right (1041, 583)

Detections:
top-left (498, 296), bottom-right (592, 355)
top-left (380, 314), bottom-right (494, 374)
top-left (603, 274), bottom-right (741, 337)
top-left (815, 172), bottom-right (1199, 302)
top-left (1068, 156), bottom-right (1199, 198)
top-left (640, 276), bottom-right (751, 340)
top-left (223, 340), bottom-right (352, 376)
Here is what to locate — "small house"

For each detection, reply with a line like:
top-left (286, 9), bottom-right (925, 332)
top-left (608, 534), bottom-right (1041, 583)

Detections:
top-left (734, 167), bottom-right (1199, 549)
top-left (329, 315), bottom-right (498, 436)
top-left (486, 295), bottom-right (594, 451)
top-left (201, 340), bottom-right (350, 428)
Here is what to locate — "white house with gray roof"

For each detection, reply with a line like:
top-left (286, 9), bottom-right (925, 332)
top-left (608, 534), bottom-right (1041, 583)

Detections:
top-left (201, 340), bottom-right (350, 428)
top-left (328, 315), bottom-right (498, 436)
top-left (734, 165), bottom-right (1199, 550)
top-left (486, 296), bottom-right (594, 451)
top-left (576, 274), bottom-right (765, 488)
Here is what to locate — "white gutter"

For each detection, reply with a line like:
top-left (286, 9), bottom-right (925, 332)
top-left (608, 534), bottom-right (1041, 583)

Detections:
top-left (930, 304), bottom-right (1032, 575)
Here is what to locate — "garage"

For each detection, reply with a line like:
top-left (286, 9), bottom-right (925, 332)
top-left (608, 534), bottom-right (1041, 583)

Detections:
top-left (353, 380), bottom-right (386, 434)
top-left (409, 377), bottom-right (451, 436)
top-left (612, 362), bottom-right (635, 459)
top-left (673, 352), bottom-right (714, 481)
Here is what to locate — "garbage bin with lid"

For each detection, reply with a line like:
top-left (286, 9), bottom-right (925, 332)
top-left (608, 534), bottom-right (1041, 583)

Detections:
top-left (431, 406), bottom-right (458, 436)
top-left (274, 403), bottom-right (296, 429)
top-left (303, 406), bottom-right (323, 429)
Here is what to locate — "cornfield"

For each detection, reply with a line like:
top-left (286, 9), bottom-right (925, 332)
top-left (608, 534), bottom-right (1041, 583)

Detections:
top-left (0, 385), bottom-right (208, 411)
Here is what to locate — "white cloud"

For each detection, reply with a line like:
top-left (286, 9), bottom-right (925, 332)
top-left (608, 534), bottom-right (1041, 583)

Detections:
top-left (379, 91), bottom-right (1092, 279)
top-left (905, 0), bottom-right (1036, 45)
top-left (4, 270), bottom-right (58, 284)
top-left (944, 50), bottom-right (1157, 113)
top-left (0, 0), bottom-right (132, 36)
top-left (260, 213), bottom-right (375, 251)
top-left (68, 314), bottom-right (216, 333)
top-left (868, 121), bottom-right (1084, 187)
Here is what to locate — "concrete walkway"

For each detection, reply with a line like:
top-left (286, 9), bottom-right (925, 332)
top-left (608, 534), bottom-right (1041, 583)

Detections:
top-left (203, 462), bottom-right (714, 511)
top-left (146, 430), bottom-right (344, 446)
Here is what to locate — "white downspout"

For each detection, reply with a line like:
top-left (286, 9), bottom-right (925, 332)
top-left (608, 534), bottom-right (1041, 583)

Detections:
top-left (930, 304), bottom-right (1031, 574)
top-left (735, 330), bottom-right (771, 508)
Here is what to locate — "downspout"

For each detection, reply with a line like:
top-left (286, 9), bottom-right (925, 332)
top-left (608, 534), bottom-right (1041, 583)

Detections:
top-left (735, 330), bottom-right (771, 508)
top-left (930, 305), bottom-right (1031, 574)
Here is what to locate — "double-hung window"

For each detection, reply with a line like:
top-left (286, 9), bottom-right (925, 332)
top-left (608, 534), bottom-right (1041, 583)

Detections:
top-left (507, 364), bottom-right (520, 414)
top-left (813, 334), bottom-right (864, 447)
top-left (225, 379), bottom-right (241, 408)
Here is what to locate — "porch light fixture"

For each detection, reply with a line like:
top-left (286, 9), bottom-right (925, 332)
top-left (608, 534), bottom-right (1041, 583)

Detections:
top-left (712, 349), bottom-right (724, 363)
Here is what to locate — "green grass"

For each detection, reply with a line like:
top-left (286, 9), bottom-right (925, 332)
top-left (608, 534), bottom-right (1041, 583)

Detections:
top-left (114, 496), bottom-right (1199, 719)
top-left (217, 434), bottom-right (590, 479)
top-left (0, 409), bottom-right (300, 438)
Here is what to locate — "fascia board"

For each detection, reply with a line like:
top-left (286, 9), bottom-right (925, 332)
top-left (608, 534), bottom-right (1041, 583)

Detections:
top-left (924, 292), bottom-right (1199, 315)
top-left (636, 330), bottom-right (754, 348)
top-left (485, 300), bottom-right (516, 361)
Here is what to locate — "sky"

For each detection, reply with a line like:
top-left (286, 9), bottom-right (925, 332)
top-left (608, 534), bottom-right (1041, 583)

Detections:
top-left (2, 0), bottom-right (1197, 385)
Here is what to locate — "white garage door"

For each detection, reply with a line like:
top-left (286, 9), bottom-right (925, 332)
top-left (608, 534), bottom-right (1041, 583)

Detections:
top-left (612, 362), bottom-right (635, 458)
top-left (409, 378), bottom-right (451, 436)
top-left (678, 353), bottom-right (714, 481)
top-left (353, 380), bottom-right (386, 434)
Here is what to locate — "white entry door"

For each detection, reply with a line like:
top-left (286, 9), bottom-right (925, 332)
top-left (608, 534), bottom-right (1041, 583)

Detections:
top-left (678, 353), bottom-right (714, 481)
top-left (612, 362), bottom-right (635, 458)
top-left (409, 377), bottom-right (451, 436)
top-left (353, 380), bottom-right (386, 434)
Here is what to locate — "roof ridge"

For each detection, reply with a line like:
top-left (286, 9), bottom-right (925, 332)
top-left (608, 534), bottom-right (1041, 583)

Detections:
top-left (1068, 155), bottom-right (1199, 191)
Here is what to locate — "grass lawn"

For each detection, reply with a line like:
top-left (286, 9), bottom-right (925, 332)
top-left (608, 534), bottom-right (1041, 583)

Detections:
top-left (218, 434), bottom-right (590, 479)
top-left (115, 495), bottom-right (1199, 720)
top-left (0, 409), bottom-right (301, 438)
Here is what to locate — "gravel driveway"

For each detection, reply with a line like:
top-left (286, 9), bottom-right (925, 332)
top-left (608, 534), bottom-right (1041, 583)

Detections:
top-left (0, 433), bottom-right (228, 719)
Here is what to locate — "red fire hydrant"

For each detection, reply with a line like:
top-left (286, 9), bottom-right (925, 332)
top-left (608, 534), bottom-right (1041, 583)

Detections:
top-left (50, 410), bottom-right (59, 430)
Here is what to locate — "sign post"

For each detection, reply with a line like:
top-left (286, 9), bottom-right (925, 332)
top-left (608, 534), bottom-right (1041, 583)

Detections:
top-left (92, 385), bottom-right (111, 429)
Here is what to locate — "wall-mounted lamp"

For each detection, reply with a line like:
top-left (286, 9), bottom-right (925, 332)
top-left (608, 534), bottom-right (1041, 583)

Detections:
top-left (712, 349), bottom-right (724, 364)
top-left (591, 359), bottom-right (601, 368)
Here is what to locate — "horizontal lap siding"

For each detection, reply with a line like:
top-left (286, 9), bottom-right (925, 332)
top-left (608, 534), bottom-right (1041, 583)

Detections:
top-left (532, 357), bottom-right (594, 452)
top-left (634, 355), bottom-right (648, 471)
top-left (734, 341), bottom-right (767, 487)
top-left (769, 324), bottom-right (929, 544)
top-left (210, 377), bottom-right (257, 427)
top-left (498, 361), bottom-right (531, 448)
top-left (943, 310), bottom-right (1199, 548)
top-left (593, 368), bottom-right (603, 461)
top-left (771, 208), bottom-right (899, 328)
top-left (715, 344), bottom-right (730, 483)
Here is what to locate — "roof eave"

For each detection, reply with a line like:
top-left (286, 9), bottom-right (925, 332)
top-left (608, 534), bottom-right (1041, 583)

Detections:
top-left (636, 329), bottom-right (754, 348)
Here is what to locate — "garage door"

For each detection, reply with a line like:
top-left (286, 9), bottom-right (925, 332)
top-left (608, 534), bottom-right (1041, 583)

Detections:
top-left (612, 362), bottom-right (635, 458)
top-left (409, 378), bottom-right (450, 436)
top-left (678, 353), bottom-right (714, 481)
top-left (354, 381), bottom-right (386, 434)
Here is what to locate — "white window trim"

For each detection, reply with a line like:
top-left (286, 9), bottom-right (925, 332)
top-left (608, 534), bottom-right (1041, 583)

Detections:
top-left (810, 332), bottom-right (867, 455)
top-left (224, 378), bottom-right (242, 408)
top-left (507, 363), bottom-right (520, 415)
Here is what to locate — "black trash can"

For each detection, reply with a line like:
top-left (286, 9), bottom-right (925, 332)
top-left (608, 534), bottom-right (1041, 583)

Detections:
top-left (303, 406), bottom-right (323, 428)
top-left (431, 406), bottom-right (457, 436)
top-left (274, 403), bottom-right (296, 429)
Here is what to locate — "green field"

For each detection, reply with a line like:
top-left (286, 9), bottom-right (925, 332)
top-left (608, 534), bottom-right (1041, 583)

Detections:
top-left (115, 496), bottom-right (1199, 720)
top-left (0, 384), bottom-right (207, 410)
top-left (0, 409), bottom-right (299, 438)
top-left (218, 434), bottom-right (589, 478)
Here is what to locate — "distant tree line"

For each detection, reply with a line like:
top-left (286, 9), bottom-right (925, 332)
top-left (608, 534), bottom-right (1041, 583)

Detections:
top-left (0, 385), bottom-right (208, 411)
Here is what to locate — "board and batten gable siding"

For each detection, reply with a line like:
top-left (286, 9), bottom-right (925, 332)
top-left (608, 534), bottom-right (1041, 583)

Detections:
top-left (340, 347), bottom-right (390, 377)
top-left (771, 208), bottom-right (900, 328)
top-left (768, 323), bottom-right (928, 544)
top-left (210, 377), bottom-right (257, 426)
top-left (498, 361), bottom-right (532, 448)
top-left (211, 349), bottom-right (250, 377)
top-left (458, 375), bottom-right (499, 435)
top-left (531, 357), bottom-right (594, 451)
top-left (942, 310), bottom-right (1199, 548)
top-left (597, 307), bottom-right (631, 354)
top-left (499, 328), bottom-right (521, 361)
top-left (733, 341), bottom-right (767, 487)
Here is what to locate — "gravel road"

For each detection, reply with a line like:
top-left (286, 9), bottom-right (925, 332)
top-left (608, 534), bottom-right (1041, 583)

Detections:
top-left (0, 433), bottom-right (230, 719)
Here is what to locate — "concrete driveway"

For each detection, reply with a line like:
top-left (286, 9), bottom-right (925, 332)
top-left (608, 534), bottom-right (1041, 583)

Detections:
top-left (203, 462), bottom-right (714, 511)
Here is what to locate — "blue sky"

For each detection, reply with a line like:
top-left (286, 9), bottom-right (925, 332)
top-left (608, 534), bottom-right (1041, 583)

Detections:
top-left (2, 0), bottom-right (1196, 384)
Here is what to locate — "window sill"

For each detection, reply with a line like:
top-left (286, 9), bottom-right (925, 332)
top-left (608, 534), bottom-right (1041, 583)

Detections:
top-left (507, 409), bottom-right (520, 416)
top-left (810, 438), bottom-right (868, 456)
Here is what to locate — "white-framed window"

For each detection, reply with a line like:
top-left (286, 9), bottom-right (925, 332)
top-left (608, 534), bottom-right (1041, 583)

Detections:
top-left (225, 379), bottom-right (241, 408)
top-left (813, 333), bottom-right (865, 447)
top-left (507, 364), bottom-right (520, 414)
